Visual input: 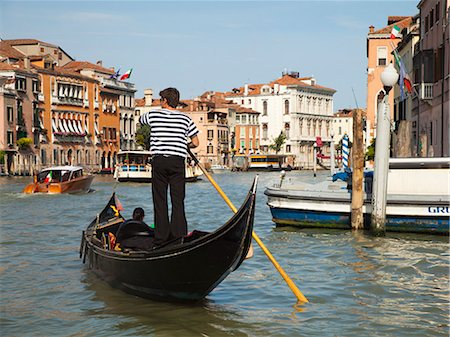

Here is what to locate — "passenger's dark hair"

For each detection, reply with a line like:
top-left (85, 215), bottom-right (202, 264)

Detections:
top-left (132, 207), bottom-right (145, 221)
top-left (160, 87), bottom-right (180, 108)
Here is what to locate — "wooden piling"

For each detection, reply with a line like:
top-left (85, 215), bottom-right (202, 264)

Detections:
top-left (351, 109), bottom-right (364, 229)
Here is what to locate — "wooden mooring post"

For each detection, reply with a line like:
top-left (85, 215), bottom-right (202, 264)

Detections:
top-left (351, 109), bottom-right (364, 229)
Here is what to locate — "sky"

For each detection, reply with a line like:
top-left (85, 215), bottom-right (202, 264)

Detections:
top-left (1, 0), bottom-right (418, 110)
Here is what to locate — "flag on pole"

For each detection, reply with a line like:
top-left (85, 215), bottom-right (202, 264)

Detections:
top-left (390, 25), bottom-right (401, 39)
top-left (43, 171), bottom-right (52, 183)
top-left (109, 68), bottom-right (120, 80)
top-left (392, 48), bottom-right (413, 99)
top-left (120, 69), bottom-right (132, 81)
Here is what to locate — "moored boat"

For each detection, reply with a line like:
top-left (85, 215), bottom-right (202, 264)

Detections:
top-left (80, 177), bottom-right (257, 301)
top-left (23, 166), bottom-right (94, 194)
top-left (265, 158), bottom-right (450, 235)
top-left (113, 150), bottom-right (203, 182)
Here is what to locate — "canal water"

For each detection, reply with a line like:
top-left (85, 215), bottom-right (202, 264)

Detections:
top-left (0, 171), bottom-right (449, 336)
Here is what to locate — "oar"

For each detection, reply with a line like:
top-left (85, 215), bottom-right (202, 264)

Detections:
top-left (188, 148), bottom-right (308, 303)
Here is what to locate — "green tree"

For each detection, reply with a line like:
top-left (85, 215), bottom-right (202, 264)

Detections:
top-left (365, 138), bottom-right (376, 161)
top-left (17, 137), bottom-right (33, 150)
top-left (135, 124), bottom-right (151, 150)
top-left (269, 131), bottom-right (286, 154)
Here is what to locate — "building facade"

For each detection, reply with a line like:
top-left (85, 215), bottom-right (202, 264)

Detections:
top-left (225, 72), bottom-right (336, 169)
top-left (393, 16), bottom-right (420, 157)
top-left (412, 0), bottom-right (449, 157)
top-left (0, 62), bottom-right (40, 174)
top-left (366, 16), bottom-right (413, 139)
top-left (0, 39), bottom-right (136, 174)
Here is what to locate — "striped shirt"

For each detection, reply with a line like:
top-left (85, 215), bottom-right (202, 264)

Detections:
top-left (139, 108), bottom-right (199, 158)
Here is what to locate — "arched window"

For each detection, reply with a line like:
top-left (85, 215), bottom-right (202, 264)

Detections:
top-left (263, 101), bottom-right (268, 116)
top-left (262, 124), bottom-right (268, 139)
top-left (285, 123), bottom-right (290, 140)
top-left (284, 100), bottom-right (289, 115)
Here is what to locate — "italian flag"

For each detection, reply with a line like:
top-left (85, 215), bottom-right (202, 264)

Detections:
top-left (390, 25), bottom-right (401, 39)
top-left (120, 69), bottom-right (133, 81)
top-left (44, 171), bottom-right (52, 183)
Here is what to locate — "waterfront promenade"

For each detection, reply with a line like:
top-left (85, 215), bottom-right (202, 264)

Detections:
top-left (1, 171), bottom-right (449, 336)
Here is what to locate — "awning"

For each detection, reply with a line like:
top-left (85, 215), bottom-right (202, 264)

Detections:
top-left (84, 121), bottom-right (89, 133)
top-left (68, 119), bottom-right (75, 133)
top-left (58, 119), bottom-right (64, 133)
top-left (62, 119), bottom-right (70, 133)
top-left (52, 119), bottom-right (58, 133)
top-left (77, 120), bottom-right (83, 134)
top-left (94, 123), bottom-right (99, 135)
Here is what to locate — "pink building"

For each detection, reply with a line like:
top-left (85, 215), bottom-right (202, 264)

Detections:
top-left (366, 16), bottom-right (413, 139)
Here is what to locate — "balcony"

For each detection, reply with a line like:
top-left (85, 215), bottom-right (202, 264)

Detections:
top-left (51, 95), bottom-right (83, 106)
top-left (99, 77), bottom-right (136, 91)
top-left (415, 83), bottom-right (433, 100)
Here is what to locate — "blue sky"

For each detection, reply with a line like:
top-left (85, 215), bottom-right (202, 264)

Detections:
top-left (1, 1), bottom-right (418, 110)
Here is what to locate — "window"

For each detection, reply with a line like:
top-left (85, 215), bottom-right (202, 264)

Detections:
top-left (436, 3), bottom-right (440, 22)
top-left (240, 128), bottom-right (245, 137)
top-left (286, 145), bottom-right (291, 153)
top-left (7, 106), bottom-right (13, 123)
top-left (40, 47), bottom-right (44, 52)
top-left (263, 101), bottom-right (268, 116)
top-left (262, 124), bottom-right (268, 139)
top-left (241, 115), bottom-right (247, 124)
top-left (207, 144), bottom-right (213, 154)
top-left (7, 131), bottom-right (13, 145)
top-left (285, 123), bottom-right (290, 140)
top-left (32, 80), bottom-right (40, 93)
top-left (430, 9), bottom-right (434, 28)
top-left (207, 130), bottom-right (213, 140)
top-left (41, 149), bottom-right (47, 165)
top-left (284, 100), bottom-right (289, 114)
top-left (240, 140), bottom-right (245, 148)
top-left (425, 15), bottom-right (429, 33)
top-left (338, 126), bottom-right (342, 135)
top-left (377, 47), bottom-right (387, 66)
top-left (15, 77), bottom-right (26, 91)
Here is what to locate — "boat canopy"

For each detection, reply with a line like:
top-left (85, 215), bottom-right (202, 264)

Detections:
top-left (41, 166), bottom-right (83, 172)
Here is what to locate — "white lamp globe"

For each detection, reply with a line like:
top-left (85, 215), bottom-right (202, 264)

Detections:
top-left (380, 63), bottom-right (399, 87)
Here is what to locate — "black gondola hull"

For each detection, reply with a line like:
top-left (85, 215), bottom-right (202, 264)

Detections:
top-left (82, 178), bottom-right (257, 301)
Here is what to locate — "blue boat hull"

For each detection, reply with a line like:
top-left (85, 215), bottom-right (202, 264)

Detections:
top-left (269, 207), bottom-right (450, 235)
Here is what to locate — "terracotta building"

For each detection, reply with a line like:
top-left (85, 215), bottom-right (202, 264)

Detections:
top-left (366, 16), bottom-right (413, 139)
top-left (0, 39), bottom-right (135, 174)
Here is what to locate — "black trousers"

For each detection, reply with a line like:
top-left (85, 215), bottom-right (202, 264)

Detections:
top-left (151, 155), bottom-right (187, 246)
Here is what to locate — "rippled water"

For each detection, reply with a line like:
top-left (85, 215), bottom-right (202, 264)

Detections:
top-left (1, 171), bottom-right (449, 336)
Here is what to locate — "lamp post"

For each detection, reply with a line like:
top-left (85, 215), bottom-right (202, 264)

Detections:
top-left (330, 130), bottom-right (335, 176)
top-left (313, 141), bottom-right (317, 177)
top-left (370, 63), bottom-right (398, 235)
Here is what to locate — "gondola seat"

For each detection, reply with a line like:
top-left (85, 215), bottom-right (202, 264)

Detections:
top-left (116, 220), bottom-right (155, 251)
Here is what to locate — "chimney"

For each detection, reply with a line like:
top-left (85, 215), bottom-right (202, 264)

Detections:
top-left (96, 60), bottom-right (103, 66)
top-left (244, 83), bottom-right (249, 96)
top-left (369, 25), bottom-right (375, 34)
top-left (144, 88), bottom-right (153, 107)
top-left (274, 83), bottom-right (279, 94)
top-left (24, 57), bottom-right (30, 69)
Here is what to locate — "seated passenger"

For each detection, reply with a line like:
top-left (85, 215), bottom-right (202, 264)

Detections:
top-left (115, 207), bottom-right (154, 251)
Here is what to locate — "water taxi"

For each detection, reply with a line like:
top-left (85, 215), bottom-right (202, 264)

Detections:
top-left (114, 150), bottom-right (203, 182)
top-left (232, 154), bottom-right (291, 171)
top-left (23, 166), bottom-right (94, 194)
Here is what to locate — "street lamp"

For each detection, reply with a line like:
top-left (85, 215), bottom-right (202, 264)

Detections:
top-left (371, 62), bottom-right (399, 236)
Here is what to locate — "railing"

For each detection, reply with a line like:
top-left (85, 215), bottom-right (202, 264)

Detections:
top-left (100, 77), bottom-right (135, 90)
top-left (415, 83), bottom-right (433, 100)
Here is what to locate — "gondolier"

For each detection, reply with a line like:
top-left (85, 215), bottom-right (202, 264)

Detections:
top-left (139, 87), bottom-right (199, 246)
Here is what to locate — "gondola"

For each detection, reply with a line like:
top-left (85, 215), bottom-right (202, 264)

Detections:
top-left (80, 177), bottom-right (257, 302)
